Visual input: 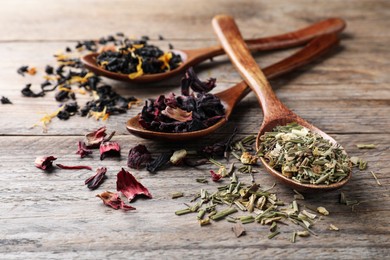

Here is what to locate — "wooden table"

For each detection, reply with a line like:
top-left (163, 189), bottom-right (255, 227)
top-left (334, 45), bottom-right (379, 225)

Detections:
top-left (1, 0), bottom-right (389, 259)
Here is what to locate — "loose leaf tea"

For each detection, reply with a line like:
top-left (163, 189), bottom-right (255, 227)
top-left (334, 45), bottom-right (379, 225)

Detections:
top-left (35, 156), bottom-right (57, 170)
top-left (1, 96), bottom-right (12, 104)
top-left (56, 164), bottom-right (92, 170)
top-left (127, 144), bottom-right (152, 169)
top-left (96, 38), bottom-right (182, 78)
top-left (116, 168), bottom-right (152, 201)
top-left (85, 167), bottom-right (107, 190)
top-left (96, 191), bottom-right (135, 211)
top-left (139, 68), bottom-right (225, 133)
top-left (258, 123), bottom-right (351, 185)
top-left (76, 141), bottom-right (93, 158)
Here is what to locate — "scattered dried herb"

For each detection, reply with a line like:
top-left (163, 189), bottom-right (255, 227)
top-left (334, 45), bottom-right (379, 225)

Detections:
top-left (1, 96), bottom-right (12, 104)
top-left (56, 164), bottom-right (92, 170)
top-left (127, 144), bottom-right (152, 169)
top-left (116, 168), bottom-right (152, 201)
top-left (171, 192), bottom-right (184, 199)
top-left (210, 170), bottom-right (223, 182)
top-left (21, 83), bottom-right (44, 97)
top-left (76, 141), bottom-right (93, 158)
top-left (170, 149), bottom-right (187, 165)
top-left (139, 67), bottom-right (224, 133)
top-left (146, 152), bottom-right (173, 173)
top-left (258, 122), bottom-right (351, 185)
top-left (85, 126), bottom-right (114, 148)
top-left (96, 39), bottom-right (182, 78)
top-left (96, 191), bottom-right (135, 211)
top-left (85, 167), bottom-right (107, 190)
top-left (34, 156), bottom-right (57, 170)
top-left (329, 224), bottom-right (339, 231)
top-left (232, 223), bottom-right (246, 237)
top-left (356, 144), bottom-right (376, 149)
top-left (370, 171), bottom-right (382, 186)
top-left (17, 65), bottom-right (29, 76)
top-left (100, 141), bottom-right (120, 160)
top-left (317, 206), bottom-right (329, 216)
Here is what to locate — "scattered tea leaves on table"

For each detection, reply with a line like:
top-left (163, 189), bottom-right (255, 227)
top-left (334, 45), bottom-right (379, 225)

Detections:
top-left (146, 152), bottom-right (173, 173)
top-left (329, 224), bottom-right (339, 231)
top-left (171, 192), bottom-right (184, 199)
top-left (1, 96), bottom-right (12, 104)
top-left (56, 164), bottom-right (92, 170)
top-left (100, 141), bottom-right (120, 160)
top-left (370, 171), bottom-right (382, 186)
top-left (85, 167), bottom-right (107, 190)
top-left (317, 206), bottom-right (329, 216)
top-left (116, 168), bottom-right (152, 202)
top-left (76, 141), bottom-right (93, 158)
top-left (34, 156), bottom-right (57, 170)
top-left (356, 144), bottom-right (376, 149)
top-left (96, 191), bottom-right (135, 211)
top-left (127, 144), bottom-right (152, 169)
top-left (232, 223), bottom-right (246, 237)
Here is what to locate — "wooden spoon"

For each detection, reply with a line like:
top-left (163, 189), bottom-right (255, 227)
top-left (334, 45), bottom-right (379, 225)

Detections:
top-left (212, 15), bottom-right (351, 192)
top-left (126, 33), bottom-right (340, 143)
top-left (81, 18), bottom-right (345, 83)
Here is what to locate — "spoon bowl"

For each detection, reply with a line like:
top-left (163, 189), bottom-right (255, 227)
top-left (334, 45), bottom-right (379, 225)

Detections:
top-left (126, 33), bottom-right (340, 142)
top-left (212, 15), bottom-right (351, 192)
top-left (81, 18), bottom-right (345, 83)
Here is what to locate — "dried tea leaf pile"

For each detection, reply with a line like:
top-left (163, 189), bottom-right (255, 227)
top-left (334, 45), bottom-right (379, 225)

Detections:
top-left (258, 123), bottom-right (351, 185)
top-left (96, 39), bottom-right (182, 79)
top-left (139, 67), bottom-right (225, 133)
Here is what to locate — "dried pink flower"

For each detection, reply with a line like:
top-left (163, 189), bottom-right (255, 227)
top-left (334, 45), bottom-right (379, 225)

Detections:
top-left (34, 156), bottom-right (57, 170)
top-left (96, 191), bottom-right (135, 211)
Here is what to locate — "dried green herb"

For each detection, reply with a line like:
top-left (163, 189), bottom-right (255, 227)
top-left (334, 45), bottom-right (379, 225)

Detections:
top-left (356, 144), bottom-right (376, 149)
top-left (171, 192), bottom-right (184, 199)
top-left (268, 230), bottom-right (280, 239)
top-left (258, 123), bottom-right (351, 185)
top-left (370, 171), bottom-right (382, 186)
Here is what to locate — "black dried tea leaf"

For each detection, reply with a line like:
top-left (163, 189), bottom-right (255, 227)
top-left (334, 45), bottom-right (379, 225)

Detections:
top-left (45, 65), bottom-right (54, 75)
top-left (127, 144), bottom-right (152, 169)
top-left (1, 96), bottom-right (12, 104)
top-left (17, 65), bottom-right (29, 76)
top-left (21, 84), bottom-right (45, 97)
top-left (146, 152), bottom-right (173, 173)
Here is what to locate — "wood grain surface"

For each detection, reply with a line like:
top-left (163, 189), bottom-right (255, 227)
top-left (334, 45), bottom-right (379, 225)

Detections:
top-left (0, 0), bottom-right (389, 259)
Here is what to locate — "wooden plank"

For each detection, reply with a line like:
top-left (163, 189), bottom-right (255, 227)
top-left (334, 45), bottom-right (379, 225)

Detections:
top-left (0, 134), bottom-right (389, 258)
top-left (0, 0), bottom-right (389, 41)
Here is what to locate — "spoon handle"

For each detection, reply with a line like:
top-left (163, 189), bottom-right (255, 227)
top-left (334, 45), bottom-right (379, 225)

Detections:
top-left (184, 18), bottom-right (345, 65)
top-left (219, 33), bottom-right (339, 118)
top-left (212, 15), bottom-right (288, 119)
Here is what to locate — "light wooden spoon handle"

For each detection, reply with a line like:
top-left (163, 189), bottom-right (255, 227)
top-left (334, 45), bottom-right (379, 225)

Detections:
top-left (212, 15), bottom-right (287, 119)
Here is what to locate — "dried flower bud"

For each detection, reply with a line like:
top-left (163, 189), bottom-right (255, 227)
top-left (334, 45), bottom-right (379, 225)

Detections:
top-left (34, 156), bottom-right (57, 170)
top-left (240, 152), bottom-right (258, 165)
top-left (170, 149), bottom-right (187, 165)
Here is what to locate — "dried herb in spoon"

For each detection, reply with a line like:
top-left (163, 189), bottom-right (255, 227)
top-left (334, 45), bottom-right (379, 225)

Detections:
top-left (258, 122), bottom-right (351, 185)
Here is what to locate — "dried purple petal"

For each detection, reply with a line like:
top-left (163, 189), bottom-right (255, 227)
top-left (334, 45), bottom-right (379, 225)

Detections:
top-left (146, 152), bottom-right (173, 173)
top-left (181, 67), bottom-right (216, 95)
top-left (35, 156), bottom-right (57, 170)
top-left (100, 141), bottom-right (120, 160)
top-left (56, 164), bottom-right (92, 170)
top-left (116, 168), bottom-right (152, 201)
top-left (85, 167), bottom-right (107, 190)
top-left (210, 170), bottom-right (222, 182)
top-left (76, 141), bottom-right (93, 158)
top-left (96, 191), bottom-right (135, 211)
top-left (161, 106), bottom-right (192, 122)
top-left (127, 144), bottom-right (152, 169)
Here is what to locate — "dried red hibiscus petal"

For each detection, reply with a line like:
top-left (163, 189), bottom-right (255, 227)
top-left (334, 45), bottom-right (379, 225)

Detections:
top-left (127, 144), bottom-right (152, 169)
top-left (35, 156), bottom-right (57, 170)
top-left (76, 141), bottom-right (93, 158)
top-left (96, 191), bottom-right (135, 211)
top-left (100, 141), bottom-right (120, 160)
top-left (210, 170), bottom-right (222, 182)
top-left (85, 126), bottom-right (115, 148)
top-left (117, 168), bottom-right (152, 202)
top-left (85, 167), bottom-right (107, 190)
top-left (56, 164), bottom-right (92, 170)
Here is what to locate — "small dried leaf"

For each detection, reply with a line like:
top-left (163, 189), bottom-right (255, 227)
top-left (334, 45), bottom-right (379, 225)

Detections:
top-left (116, 168), bottom-right (152, 201)
top-left (96, 191), bottom-right (135, 211)
top-left (317, 206), bottom-right (329, 216)
top-left (232, 223), bottom-right (246, 238)
top-left (85, 167), bottom-right (107, 190)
